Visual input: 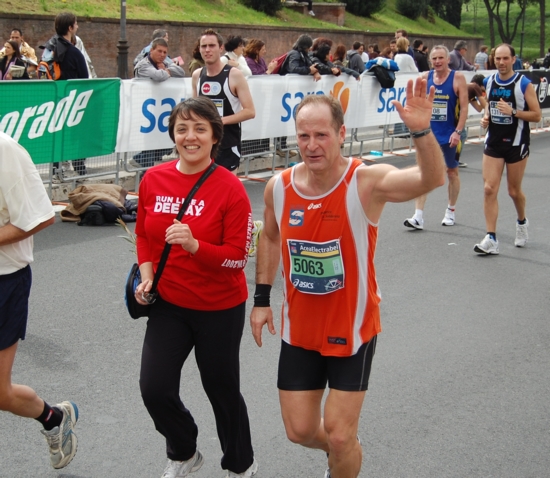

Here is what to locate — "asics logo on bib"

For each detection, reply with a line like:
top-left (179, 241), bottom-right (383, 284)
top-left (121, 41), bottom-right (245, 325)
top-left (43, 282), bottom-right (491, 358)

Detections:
top-left (293, 278), bottom-right (314, 289)
top-left (308, 203), bottom-right (322, 210)
top-left (0, 89), bottom-right (93, 142)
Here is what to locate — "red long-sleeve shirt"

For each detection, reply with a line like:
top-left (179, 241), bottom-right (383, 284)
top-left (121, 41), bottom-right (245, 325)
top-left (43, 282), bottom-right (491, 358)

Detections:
top-left (136, 160), bottom-right (252, 311)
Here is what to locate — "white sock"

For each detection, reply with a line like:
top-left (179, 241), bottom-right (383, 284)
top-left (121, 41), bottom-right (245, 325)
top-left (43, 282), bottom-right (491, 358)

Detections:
top-left (447, 204), bottom-right (455, 211)
top-left (414, 209), bottom-right (423, 220)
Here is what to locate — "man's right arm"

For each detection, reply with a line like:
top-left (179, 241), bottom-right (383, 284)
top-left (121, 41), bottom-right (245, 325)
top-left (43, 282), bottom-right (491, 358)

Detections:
top-left (250, 177), bottom-right (281, 347)
top-left (191, 68), bottom-right (201, 98)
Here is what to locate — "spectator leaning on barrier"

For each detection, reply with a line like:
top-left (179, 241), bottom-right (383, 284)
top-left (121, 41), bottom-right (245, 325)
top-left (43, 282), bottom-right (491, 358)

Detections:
top-left (413, 39), bottom-right (430, 72)
top-left (313, 39), bottom-right (360, 80)
top-left (474, 45), bottom-right (489, 70)
top-left (449, 40), bottom-right (477, 71)
top-left (244, 38), bottom-right (277, 75)
top-left (332, 44), bottom-right (349, 68)
top-left (346, 41), bottom-right (365, 75)
top-left (132, 38), bottom-right (185, 169)
top-left (394, 37), bottom-right (418, 73)
top-left (220, 35), bottom-right (252, 77)
top-left (133, 29), bottom-right (174, 67)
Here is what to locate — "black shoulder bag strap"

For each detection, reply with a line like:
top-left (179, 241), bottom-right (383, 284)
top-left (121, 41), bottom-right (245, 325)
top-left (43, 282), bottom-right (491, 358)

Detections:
top-left (147, 162), bottom-right (218, 300)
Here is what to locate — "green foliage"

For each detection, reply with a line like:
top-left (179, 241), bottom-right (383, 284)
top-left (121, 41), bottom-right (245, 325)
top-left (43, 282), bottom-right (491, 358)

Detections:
top-left (240, 0), bottom-right (282, 16)
top-left (429, 0), bottom-right (463, 28)
top-left (396, 0), bottom-right (426, 20)
top-left (345, 0), bottom-right (386, 17)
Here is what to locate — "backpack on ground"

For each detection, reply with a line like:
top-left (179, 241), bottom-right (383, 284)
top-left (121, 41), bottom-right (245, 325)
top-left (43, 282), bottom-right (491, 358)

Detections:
top-left (272, 52), bottom-right (289, 75)
top-left (371, 65), bottom-right (395, 89)
top-left (38, 48), bottom-right (62, 80)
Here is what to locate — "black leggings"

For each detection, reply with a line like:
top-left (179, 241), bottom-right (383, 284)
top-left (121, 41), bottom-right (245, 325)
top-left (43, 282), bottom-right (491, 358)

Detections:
top-left (139, 298), bottom-right (254, 473)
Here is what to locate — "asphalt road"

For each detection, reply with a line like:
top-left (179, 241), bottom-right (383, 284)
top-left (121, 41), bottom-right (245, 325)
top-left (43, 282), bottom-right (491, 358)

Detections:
top-left (1, 133), bottom-right (550, 478)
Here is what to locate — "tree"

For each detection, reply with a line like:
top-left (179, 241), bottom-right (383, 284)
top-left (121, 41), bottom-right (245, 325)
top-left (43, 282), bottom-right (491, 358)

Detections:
top-left (481, 0), bottom-right (533, 46)
top-left (241, 0), bottom-right (282, 16)
top-left (346, 0), bottom-right (386, 17)
top-left (429, 0), bottom-right (464, 28)
top-left (396, 0), bottom-right (427, 19)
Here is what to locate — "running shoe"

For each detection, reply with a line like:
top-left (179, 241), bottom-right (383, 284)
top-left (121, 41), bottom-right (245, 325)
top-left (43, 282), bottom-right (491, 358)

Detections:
top-left (324, 469), bottom-right (332, 478)
top-left (474, 234), bottom-right (499, 255)
top-left (458, 161), bottom-right (467, 168)
top-left (514, 219), bottom-right (529, 247)
top-left (249, 220), bottom-right (264, 257)
top-left (308, 10), bottom-right (316, 16)
top-left (40, 401), bottom-right (79, 469)
top-left (441, 208), bottom-right (455, 226)
top-left (225, 458), bottom-right (258, 477)
top-left (162, 450), bottom-right (204, 478)
top-left (404, 216), bottom-right (424, 230)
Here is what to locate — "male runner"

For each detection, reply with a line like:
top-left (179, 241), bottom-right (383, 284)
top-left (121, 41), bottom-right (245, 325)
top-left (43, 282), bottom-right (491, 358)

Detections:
top-left (474, 43), bottom-right (541, 255)
top-left (191, 29), bottom-right (255, 174)
top-left (250, 78), bottom-right (445, 478)
top-left (0, 132), bottom-right (79, 470)
top-left (404, 45), bottom-right (468, 229)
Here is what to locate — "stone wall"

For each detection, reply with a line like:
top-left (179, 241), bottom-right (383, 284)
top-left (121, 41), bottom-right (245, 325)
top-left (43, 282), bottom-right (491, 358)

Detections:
top-left (0, 13), bottom-right (483, 78)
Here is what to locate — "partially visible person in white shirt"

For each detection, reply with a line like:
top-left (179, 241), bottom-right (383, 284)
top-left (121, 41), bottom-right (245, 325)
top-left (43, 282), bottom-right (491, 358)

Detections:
top-left (220, 35), bottom-right (252, 77)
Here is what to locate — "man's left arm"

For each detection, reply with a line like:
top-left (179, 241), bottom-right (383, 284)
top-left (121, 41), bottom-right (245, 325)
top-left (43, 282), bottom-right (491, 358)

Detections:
top-left (224, 68), bottom-right (255, 125)
top-left (167, 62), bottom-right (185, 78)
top-left (450, 72), bottom-right (469, 147)
top-left (0, 218), bottom-right (55, 247)
top-left (517, 83), bottom-right (542, 123)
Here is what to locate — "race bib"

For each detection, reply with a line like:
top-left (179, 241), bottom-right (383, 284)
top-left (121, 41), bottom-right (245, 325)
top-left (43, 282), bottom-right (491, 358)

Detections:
top-left (212, 99), bottom-right (224, 117)
top-left (287, 239), bottom-right (344, 295)
top-left (432, 102), bottom-right (448, 121)
top-left (490, 101), bottom-right (513, 125)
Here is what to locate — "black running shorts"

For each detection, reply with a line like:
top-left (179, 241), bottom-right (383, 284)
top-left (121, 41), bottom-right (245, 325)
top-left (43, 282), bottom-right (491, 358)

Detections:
top-left (277, 335), bottom-right (377, 392)
top-left (215, 145), bottom-right (241, 172)
top-left (0, 265), bottom-right (31, 351)
top-left (484, 143), bottom-right (529, 164)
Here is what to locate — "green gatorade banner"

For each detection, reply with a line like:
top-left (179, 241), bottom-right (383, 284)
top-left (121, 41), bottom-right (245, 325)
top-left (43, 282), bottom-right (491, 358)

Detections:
top-left (0, 79), bottom-right (120, 164)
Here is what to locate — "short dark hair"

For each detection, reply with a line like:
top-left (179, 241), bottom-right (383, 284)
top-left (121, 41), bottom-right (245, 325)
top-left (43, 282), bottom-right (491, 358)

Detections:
top-left (396, 29), bottom-right (408, 37)
top-left (5, 40), bottom-right (21, 58)
top-left (11, 28), bottom-right (22, 36)
top-left (152, 29), bottom-right (168, 40)
top-left (151, 38), bottom-right (168, 50)
top-left (201, 29), bottom-right (224, 47)
top-left (168, 97), bottom-right (224, 160)
top-left (413, 39), bottom-right (423, 49)
top-left (495, 43), bottom-right (516, 57)
top-left (224, 35), bottom-right (244, 53)
top-left (471, 74), bottom-right (485, 87)
top-left (390, 39), bottom-right (397, 45)
top-left (55, 12), bottom-right (77, 36)
top-left (295, 95), bottom-right (344, 134)
top-left (352, 41), bottom-right (361, 50)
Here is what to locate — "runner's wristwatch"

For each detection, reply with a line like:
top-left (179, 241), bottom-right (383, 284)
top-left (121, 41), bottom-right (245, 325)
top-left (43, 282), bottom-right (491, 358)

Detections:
top-left (511, 108), bottom-right (517, 117)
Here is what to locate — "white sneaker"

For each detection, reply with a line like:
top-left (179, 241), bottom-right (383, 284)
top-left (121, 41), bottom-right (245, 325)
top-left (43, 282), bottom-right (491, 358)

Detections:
top-left (41, 401), bottom-right (79, 469)
top-left (514, 219), bottom-right (529, 247)
top-left (324, 468), bottom-right (332, 478)
top-left (441, 208), bottom-right (455, 226)
top-left (404, 216), bottom-right (424, 230)
top-left (226, 458), bottom-right (258, 477)
top-left (474, 234), bottom-right (499, 255)
top-left (162, 450), bottom-right (204, 478)
top-left (308, 10), bottom-right (316, 16)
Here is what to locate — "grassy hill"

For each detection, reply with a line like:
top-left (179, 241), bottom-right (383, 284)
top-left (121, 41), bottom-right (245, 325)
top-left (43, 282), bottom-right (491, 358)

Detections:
top-left (4, 0), bottom-right (469, 36)
top-left (460, 1), bottom-right (547, 60)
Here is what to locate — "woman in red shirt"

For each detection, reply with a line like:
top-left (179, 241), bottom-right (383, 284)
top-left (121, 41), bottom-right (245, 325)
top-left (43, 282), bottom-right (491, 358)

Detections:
top-left (134, 97), bottom-right (257, 478)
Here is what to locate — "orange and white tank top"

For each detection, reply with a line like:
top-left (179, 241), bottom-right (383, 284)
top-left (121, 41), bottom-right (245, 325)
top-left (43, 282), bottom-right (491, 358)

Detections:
top-left (273, 158), bottom-right (381, 357)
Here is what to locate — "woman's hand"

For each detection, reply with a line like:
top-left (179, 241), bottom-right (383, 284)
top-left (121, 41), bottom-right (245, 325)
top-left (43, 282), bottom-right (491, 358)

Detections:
top-left (135, 278), bottom-right (153, 305)
top-left (166, 219), bottom-right (199, 254)
top-left (267, 59), bottom-right (277, 74)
